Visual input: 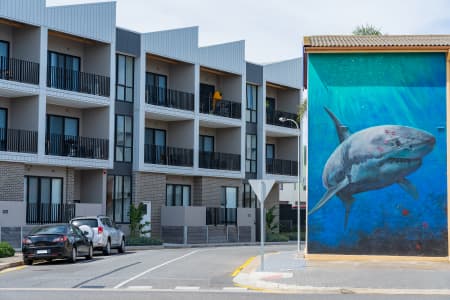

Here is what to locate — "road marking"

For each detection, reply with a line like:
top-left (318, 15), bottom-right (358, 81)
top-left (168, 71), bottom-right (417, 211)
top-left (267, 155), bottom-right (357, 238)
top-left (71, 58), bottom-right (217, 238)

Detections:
top-left (73, 262), bottom-right (141, 288)
top-left (231, 256), bottom-right (256, 277)
top-left (223, 287), bottom-right (248, 292)
top-left (175, 286), bottom-right (200, 290)
top-left (0, 266), bottom-right (26, 275)
top-left (113, 250), bottom-right (200, 289)
top-left (128, 286), bottom-right (153, 289)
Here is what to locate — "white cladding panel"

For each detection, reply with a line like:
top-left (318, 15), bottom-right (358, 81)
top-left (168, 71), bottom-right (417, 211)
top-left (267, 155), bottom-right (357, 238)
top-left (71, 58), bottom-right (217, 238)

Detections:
top-left (0, 0), bottom-right (45, 25)
top-left (199, 41), bottom-right (245, 75)
top-left (142, 27), bottom-right (198, 63)
top-left (46, 2), bottom-right (116, 43)
top-left (264, 58), bottom-right (303, 89)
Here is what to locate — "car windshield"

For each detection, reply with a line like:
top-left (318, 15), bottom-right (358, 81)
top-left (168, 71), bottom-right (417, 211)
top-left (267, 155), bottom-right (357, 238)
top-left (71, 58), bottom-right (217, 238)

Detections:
top-left (30, 225), bottom-right (67, 235)
top-left (71, 219), bottom-right (98, 228)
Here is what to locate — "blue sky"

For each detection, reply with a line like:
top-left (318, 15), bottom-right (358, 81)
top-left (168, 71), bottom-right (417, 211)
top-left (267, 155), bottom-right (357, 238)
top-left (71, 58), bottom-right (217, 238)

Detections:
top-left (47, 0), bottom-right (450, 63)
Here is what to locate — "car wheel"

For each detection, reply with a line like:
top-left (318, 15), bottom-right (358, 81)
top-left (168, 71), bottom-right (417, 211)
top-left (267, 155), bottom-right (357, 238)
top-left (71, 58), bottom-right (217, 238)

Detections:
top-left (118, 238), bottom-right (125, 254)
top-left (69, 247), bottom-right (77, 264)
top-left (23, 258), bottom-right (33, 265)
top-left (103, 240), bottom-right (111, 256)
top-left (86, 244), bottom-right (93, 260)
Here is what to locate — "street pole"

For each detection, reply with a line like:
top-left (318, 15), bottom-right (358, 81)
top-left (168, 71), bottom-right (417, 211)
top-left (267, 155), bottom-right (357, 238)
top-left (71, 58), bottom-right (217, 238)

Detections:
top-left (279, 117), bottom-right (301, 254)
top-left (260, 181), bottom-right (265, 271)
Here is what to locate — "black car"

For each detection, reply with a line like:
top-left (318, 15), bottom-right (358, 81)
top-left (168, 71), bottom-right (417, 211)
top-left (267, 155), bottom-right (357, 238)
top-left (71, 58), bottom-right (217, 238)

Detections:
top-left (22, 223), bottom-right (93, 265)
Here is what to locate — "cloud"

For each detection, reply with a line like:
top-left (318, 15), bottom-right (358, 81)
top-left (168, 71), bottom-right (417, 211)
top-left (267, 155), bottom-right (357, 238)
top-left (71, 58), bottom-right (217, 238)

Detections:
top-left (47, 0), bottom-right (450, 63)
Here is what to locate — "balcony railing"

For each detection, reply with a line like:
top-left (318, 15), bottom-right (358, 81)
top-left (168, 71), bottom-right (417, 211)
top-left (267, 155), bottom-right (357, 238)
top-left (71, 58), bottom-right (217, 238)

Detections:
top-left (0, 128), bottom-right (37, 154)
top-left (206, 207), bottom-right (237, 225)
top-left (145, 85), bottom-right (194, 111)
top-left (266, 110), bottom-right (299, 128)
top-left (200, 97), bottom-right (241, 119)
top-left (266, 158), bottom-right (298, 176)
top-left (199, 151), bottom-right (240, 171)
top-left (26, 203), bottom-right (76, 224)
top-left (0, 56), bottom-right (39, 85)
top-left (47, 66), bottom-right (110, 97)
top-left (144, 144), bottom-right (193, 167)
top-left (46, 134), bottom-right (109, 160)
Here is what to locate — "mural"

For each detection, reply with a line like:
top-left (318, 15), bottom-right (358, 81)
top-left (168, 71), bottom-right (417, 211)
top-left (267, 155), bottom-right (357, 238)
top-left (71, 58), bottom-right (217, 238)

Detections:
top-left (308, 53), bottom-right (448, 256)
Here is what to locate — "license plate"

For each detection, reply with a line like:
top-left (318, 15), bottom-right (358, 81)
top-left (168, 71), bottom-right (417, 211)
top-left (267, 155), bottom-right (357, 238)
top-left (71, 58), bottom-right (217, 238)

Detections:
top-left (36, 250), bottom-right (48, 254)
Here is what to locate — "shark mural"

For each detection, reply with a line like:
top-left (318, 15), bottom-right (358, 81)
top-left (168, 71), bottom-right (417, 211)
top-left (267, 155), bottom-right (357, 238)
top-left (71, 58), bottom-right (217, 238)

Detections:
top-left (309, 107), bottom-right (436, 227)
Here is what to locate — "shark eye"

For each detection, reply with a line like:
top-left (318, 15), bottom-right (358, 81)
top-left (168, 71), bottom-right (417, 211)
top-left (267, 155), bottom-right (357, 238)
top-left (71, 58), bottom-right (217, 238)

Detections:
top-left (395, 140), bottom-right (401, 147)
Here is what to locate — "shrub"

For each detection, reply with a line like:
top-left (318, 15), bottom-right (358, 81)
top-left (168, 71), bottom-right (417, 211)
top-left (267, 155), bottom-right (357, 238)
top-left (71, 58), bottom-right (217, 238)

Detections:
top-left (266, 233), bottom-right (289, 242)
top-left (0, 242), bottom-right (15, 258)
top-left (126, 236), bottom-right (163, 246)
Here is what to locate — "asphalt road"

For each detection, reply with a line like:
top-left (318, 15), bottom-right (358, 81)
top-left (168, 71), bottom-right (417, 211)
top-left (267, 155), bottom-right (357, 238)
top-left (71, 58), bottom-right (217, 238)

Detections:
top-left (0, 245), bottom-right (448, 300)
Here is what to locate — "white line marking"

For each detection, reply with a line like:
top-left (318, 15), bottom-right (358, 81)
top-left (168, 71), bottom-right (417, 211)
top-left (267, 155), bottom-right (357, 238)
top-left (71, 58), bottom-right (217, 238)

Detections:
top-left (128, 286), bottom-right (152, 289)
top-left (175, 286), bottom-right (200, 290)
top-left (113, 250), bottom-right (200, 289)
top-left (223, 287), bottom-right (248, 292)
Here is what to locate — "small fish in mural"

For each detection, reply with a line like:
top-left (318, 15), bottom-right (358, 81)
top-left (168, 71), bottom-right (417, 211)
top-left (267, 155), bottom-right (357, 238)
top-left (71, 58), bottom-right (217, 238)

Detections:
top-left (309, 107), bottom-right (436, 227)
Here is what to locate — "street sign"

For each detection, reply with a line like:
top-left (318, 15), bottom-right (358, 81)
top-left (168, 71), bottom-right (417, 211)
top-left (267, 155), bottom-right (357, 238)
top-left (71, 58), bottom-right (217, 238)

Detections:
top-left (248, 179), bottom-right (275, 271)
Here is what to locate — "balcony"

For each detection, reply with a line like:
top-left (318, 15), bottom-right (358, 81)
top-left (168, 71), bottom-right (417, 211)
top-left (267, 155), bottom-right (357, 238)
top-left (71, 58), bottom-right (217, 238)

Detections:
top-left (206, 207), bottom-right (237, 225)
top-left (46, 134), bottom-right (109, 160)
top-left (266, 158), bottom-right (298, 176)
top-left (0, 56), bottom-right (39, 85)
top-left (26, 203), bottom-right (75, 225)
top-left (144, 144), bottom-right (193, 167)
top-left (266, 110), bottom-right (298, 128)
top-left (200, 97), bottom-right (241, 119)
top-left (0, 128), bottom-right (37, 154)
top-left (199, 151), bottom-right (240, 171)
top-left (145, 85), bottom-right (194, 111)
top-left (47, 66), bottom-right (110, 97)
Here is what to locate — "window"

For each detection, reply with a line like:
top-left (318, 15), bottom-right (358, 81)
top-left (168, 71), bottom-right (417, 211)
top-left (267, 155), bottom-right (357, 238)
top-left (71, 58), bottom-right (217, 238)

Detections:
top-left (146, 72), bottom-right (167, 105)
top-left (106, 175), bottom-right (131, 223)
top-left (145, 128), bottom-right (166, 164)
top-left (246, 134), bottom-right (257, 174)
top-left (116, 54), bottom-right (134, 102)
top-left (243, 184), bottom-right (257, 208)
top-left (199, 135), bottom-right (214, 152)
top-left (266, 144), bottom-right (275, 159)
top-left (46, 115), bottom-right (79, 156)
top-left (48, 51), bottom-right (81, 90)
top-left (0, 108), bottom-right (6, 150)
top-left (221, 187), bottom-right (238, 224)
top-left (25, 176), bottom-right (63, 224)
top-left (0, 41), bottom-right (9, 73)
top-left (246, 84), bottom-right (257, 123)
top-left (266, 97), bottom-right (275, 112)
top-left (115, 115), bottom-right (133, 162)
top-left (166, 184), bottom-right (191, 206)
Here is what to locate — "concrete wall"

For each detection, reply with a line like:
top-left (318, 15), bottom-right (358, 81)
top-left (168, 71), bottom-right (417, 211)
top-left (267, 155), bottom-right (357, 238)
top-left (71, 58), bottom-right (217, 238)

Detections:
top-left (167, 120), bottom-right (194, 149)
top-left (80, 170), bottom-right (105, 205)
top-left (194, 177), bottom-right (243, 207)
top-left (84, 43), bottom-right (111, 77)
top-left (10, 96), bottom-right (39, 131)
top-left (12, 27), bottom-right (41, 62)
top-left (216, 127), bottom-right (241, 154)
top-left (277, 137), bottom-right (298, 161)
top-left (82, 107), bottom-right (109, 139)
top-left (75, 203), bottom-right (102, 217)
top-left (277, 88), bottom-right (300, 113)
top-left (161, 206), bottom-right (206, 226)
top-left (0, 201), bottom-right (26, 226)
top-left (48, 34), bottom-right (85, 66)
top-left (170, 63), bottom-right (195, 93)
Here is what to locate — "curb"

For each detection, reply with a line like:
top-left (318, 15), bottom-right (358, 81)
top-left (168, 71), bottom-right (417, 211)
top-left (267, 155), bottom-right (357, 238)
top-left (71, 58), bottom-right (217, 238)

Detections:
top-left (0, 260), bottom-right (23, 272)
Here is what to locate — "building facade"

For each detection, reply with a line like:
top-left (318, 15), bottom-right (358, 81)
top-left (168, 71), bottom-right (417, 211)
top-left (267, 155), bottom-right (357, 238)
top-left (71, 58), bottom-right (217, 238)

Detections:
top-left (0, 1), bottom-right (302, 246)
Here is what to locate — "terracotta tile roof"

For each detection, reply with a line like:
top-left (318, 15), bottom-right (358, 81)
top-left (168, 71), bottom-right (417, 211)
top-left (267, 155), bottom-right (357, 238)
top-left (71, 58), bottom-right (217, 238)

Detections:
top-left (304, 35), bottom-right (450, 48)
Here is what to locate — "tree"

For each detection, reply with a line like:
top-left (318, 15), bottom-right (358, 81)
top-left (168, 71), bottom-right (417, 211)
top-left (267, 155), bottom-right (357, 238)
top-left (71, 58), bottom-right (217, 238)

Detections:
top-left (353, 24), bottom-right (382, 36)
top-left (129, 203), bottom-right (150, 238)
top-left (297, 98), bottom-right (307, 124)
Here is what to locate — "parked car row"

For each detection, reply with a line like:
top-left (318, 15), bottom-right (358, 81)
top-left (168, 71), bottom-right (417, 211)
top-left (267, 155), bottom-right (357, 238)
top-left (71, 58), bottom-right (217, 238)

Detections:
top-left (22, 215), bottom-right (125, 265)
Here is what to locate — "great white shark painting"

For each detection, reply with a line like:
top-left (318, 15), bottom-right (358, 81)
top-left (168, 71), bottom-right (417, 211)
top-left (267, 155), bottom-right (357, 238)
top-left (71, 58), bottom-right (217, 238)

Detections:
top-left (309, 107), bottom-right (436, 227)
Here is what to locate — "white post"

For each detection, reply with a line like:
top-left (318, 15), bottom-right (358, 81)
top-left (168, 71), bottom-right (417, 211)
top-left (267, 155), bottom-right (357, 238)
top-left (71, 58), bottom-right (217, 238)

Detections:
top-left (260, 181), bottom-right (265, 271)
top-left (297, 127), bottom-right (301, 254)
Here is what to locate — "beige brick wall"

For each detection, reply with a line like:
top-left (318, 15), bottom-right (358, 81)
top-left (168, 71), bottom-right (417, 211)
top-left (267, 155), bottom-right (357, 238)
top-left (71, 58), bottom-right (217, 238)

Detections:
top-left (194, 177), bottom-right (243, 207)
top-left (133, 172), bottom-right (166, 239)
top-left (0, 162), bottom-right (24, 201)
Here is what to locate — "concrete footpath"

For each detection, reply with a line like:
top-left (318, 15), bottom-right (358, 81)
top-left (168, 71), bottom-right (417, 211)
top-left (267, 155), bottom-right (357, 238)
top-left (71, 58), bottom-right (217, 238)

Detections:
top-left (233, 250), bottom-right (450, 295)
top-left (0, 253), bottom-right (23, 272)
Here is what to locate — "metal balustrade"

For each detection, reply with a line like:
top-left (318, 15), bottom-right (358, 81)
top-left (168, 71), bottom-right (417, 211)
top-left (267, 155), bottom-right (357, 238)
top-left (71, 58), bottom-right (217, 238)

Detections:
top-left (145, 85), bottom-right (194, 111)
top-left (46, 134), bottom-right (109, 160)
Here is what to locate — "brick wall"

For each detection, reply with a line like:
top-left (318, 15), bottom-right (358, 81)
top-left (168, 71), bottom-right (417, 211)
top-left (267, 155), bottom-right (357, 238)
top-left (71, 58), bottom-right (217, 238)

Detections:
top-left (133, 172), bottom-right (166, 239)
top-left (0, 162), bottom-right (24, 201)
top-left (195, 177), bottom-right (243, 207)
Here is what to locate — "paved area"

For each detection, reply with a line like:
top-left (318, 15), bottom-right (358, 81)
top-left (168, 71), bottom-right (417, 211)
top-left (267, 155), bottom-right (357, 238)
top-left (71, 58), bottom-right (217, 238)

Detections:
top-left (0, 253), bottom-right (22, 271)
top-left (233, 249), bottom-right (450, 295)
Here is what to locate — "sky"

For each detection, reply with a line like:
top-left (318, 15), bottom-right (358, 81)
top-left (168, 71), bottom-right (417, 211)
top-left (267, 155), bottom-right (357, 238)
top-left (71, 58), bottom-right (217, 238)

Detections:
top-left (47, 0), bottom-right (450, 63)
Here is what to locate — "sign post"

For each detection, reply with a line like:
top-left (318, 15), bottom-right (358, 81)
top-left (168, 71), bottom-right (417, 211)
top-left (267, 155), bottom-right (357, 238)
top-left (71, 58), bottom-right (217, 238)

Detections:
top-left (249, 179), bottom-right (275, 271)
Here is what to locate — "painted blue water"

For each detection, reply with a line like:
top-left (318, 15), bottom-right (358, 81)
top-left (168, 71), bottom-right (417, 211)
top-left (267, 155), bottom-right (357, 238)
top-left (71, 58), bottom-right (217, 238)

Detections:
top-left (308, 53), bottom-right (447, 255)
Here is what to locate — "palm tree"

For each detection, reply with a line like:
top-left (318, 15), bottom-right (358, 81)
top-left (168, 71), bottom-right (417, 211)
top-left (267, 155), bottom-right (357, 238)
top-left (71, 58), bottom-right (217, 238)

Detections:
top-left (353, 24), bottom-right (382, 35)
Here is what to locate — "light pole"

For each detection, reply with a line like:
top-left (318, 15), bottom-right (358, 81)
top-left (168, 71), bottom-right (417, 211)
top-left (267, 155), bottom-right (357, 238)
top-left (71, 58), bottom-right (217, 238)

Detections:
top-left (279, 117), bottom-right (301, 254)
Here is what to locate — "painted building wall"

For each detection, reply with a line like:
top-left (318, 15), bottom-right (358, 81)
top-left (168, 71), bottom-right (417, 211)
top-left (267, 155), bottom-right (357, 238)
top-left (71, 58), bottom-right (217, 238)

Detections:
top-left (308, 52), bottom-right (447, 256)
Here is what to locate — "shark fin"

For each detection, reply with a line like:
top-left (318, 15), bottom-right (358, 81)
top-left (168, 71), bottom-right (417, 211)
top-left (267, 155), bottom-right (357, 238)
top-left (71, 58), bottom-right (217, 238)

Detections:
top-left (324, 107), bottom-right (351, 143)
top-left (309, 177), bottom-right (349, 215)
top-left (339, 193), bottom-right (355, 229)
top-left (397, 178), bottom-right (419, 200)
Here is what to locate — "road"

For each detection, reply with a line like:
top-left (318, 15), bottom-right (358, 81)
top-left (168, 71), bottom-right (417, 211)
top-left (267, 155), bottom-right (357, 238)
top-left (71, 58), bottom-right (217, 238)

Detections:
top-left (0, 245), bottom-right (448, 300)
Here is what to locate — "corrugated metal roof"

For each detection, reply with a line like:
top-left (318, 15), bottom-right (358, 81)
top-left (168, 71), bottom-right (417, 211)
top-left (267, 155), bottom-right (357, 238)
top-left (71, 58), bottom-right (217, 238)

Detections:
top-left (304, 35), bottom-right (450, 48)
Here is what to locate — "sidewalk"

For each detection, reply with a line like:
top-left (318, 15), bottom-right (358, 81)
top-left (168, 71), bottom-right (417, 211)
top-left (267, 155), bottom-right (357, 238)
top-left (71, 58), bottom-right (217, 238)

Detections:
top-left (233, 250), bottom-right (450, 295)
top-left (0, 253), bottom-right (23, 272)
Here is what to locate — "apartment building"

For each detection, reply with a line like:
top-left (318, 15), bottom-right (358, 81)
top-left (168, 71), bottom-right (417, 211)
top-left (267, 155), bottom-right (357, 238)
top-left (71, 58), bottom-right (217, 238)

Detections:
top-left (0, 0), bottom-right (302, 246)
